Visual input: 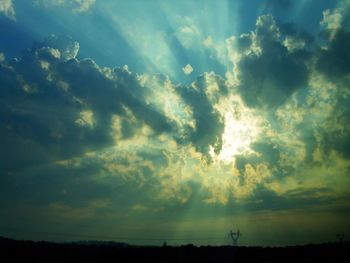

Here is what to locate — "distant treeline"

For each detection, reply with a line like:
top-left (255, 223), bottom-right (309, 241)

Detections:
top-left (0, 236), bottom-right (348, 262)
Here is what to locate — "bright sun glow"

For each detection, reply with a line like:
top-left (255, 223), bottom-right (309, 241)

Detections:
top-left (211, 96), bottom-right (263, 164)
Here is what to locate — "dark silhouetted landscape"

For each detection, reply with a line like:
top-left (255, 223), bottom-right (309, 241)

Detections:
top-left (1, 236), bottom-right (349, 262)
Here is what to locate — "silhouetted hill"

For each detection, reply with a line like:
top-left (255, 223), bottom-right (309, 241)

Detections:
top-left (0, 236), bottom-right (348, 262)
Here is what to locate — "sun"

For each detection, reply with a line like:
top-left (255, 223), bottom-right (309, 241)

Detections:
top-left (210, 96), bottom-right (263, 164)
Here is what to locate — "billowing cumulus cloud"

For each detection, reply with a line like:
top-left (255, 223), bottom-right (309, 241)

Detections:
top-left (227, 14), bottom-right (310, 108)
top-left (0, 35), bottom-right (177, 173)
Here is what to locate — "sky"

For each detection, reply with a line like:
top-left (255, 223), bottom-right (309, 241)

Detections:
top-left (0, 0), bottom-right (350, 247)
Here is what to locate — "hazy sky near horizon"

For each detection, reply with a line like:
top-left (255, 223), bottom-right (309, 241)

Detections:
top-left (1, 0), bottom-right (350, 246)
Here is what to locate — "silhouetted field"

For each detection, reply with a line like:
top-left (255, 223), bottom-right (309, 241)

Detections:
top-left (0, 236), bottom-right (348, 262)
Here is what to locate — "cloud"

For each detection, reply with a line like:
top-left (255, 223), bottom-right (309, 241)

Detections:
top-left (227, 14), bottom-right (310, 108)
top-left (317, 28), bottom-right (350, 82)
top-left (75, 110), bottom-right (95, 127)
top-left (203, 36), bottom-right (213, 47)
top-left (182, 64), bottom-right (193, 75)
top-left (39, 34), bottom-right (79, 61)
top-left (0, 0), bottom-right (15, 20)
top-left (39, 0), bottom-right (96, 13)
top-left (314, 4), bottom-right (350, 161)
top-left (177, 72), bottom-right (226, 156)
top-left (71, 0), bottom-right (96, 13)
top-left (2, 22), bottom-right (348, 210)
top-left (0, 34), bottom-right (174, 174)
top-left (175, 20), bottom-right (201, 49)
top-left (1, 5), bottom-right (350, 224)
top-left (321, 8), bottom-right (343, 32)
top-left (266, 150), bottom-right (350, 199)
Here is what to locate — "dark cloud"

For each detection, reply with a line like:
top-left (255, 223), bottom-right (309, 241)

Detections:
top-left (279, 23), bottom-right (314, 45)
top-left (317, 29), bottom-right (350, 81)
top-left (315, 25), bottom-right (350, 158)
top-left (322, 121), bottom-right (350, 159)
top-left (176, 73), bottom-right (225, 156)
top-left (35, 34), bottom-right (80, 61)
top-left (234, 15), bottom-right (310, 108)
top-left (235, 185), bottom-right (350, 213)
top-left (0, 35), bottom-right (177, 172)
top-left (0, 35), bottom-right (228, 216)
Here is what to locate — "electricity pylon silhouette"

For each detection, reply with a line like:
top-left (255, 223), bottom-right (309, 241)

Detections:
top-left (229, 229), bottom-right (241, 247)
top-left (336, 233), bottom-right (345, 243)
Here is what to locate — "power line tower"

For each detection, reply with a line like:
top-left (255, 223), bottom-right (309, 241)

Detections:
top-left (336, 233), bottom-right (345, 243)
top-left (229, 229), bottom-right (241, 247)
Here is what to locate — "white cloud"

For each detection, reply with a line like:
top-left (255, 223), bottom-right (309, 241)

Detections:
top-left (40, 0), bottom-right (96, 13)
top-left (41, 35), bottom-right (79, 61)
top-left (36, 47), bottom-right (61, 61)
top-left (73, 0), bottom-right (95, 13)
top-left (0, 0), bottom-right (15, 20)
top-left (182, 64), bottom-right (193, 75)
top-left (75, 110), bottom-right (95, 128)
top-left (203, 36), bottom-right (213, 47)
top-left (175, 22), bottom-right (201, 48)
top-left (321, 9), bottom-right (343, 32)
top-left (283, 36), bottom-right (306, 52)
